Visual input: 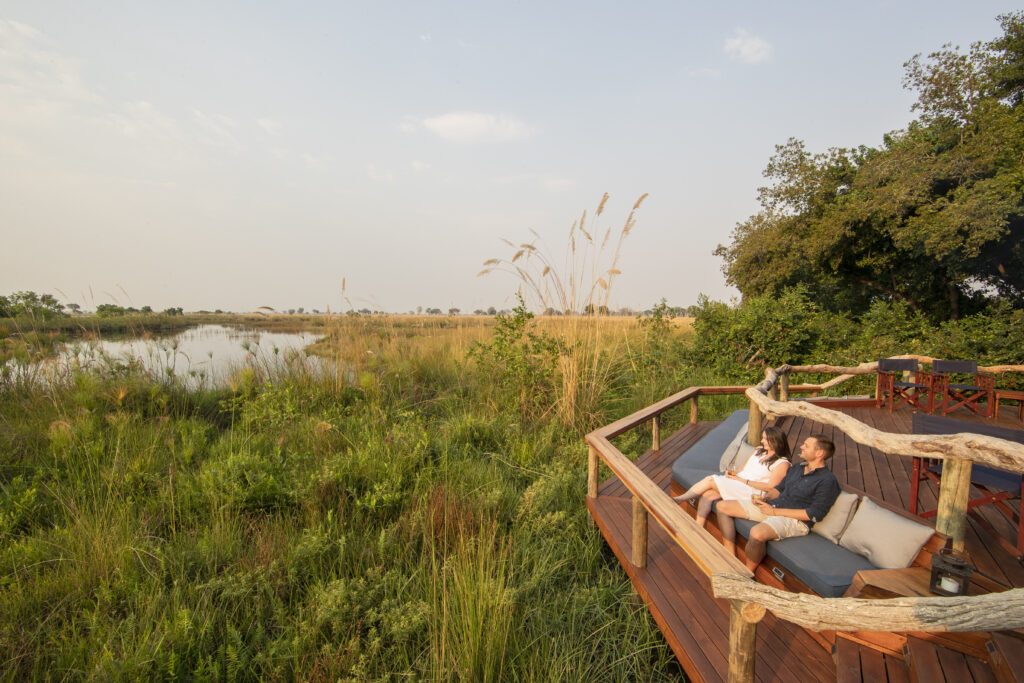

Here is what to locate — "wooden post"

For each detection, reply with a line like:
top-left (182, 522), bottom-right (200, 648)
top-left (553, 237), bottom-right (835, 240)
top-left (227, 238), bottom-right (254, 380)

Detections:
top-left (779, 373), bottom-right (789, 402)
top-left (632, 496), bottom-right (648, 568)
top-left (587, 446), bottom-right (599, 499)
top-left (652, 415), bottom-right (660, 452)
top-left (936, 457), bottom-right (973, 552)
top-left (690, 395), bottom-right (699, 424)
top-left (727, 599), bottom-right (765, 683)
top-left (747, 397), bottom-right (763, 447)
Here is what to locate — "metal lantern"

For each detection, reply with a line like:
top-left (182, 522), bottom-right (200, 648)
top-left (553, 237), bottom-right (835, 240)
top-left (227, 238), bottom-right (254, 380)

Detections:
top-left (929, 547), bottom-right (974, 597)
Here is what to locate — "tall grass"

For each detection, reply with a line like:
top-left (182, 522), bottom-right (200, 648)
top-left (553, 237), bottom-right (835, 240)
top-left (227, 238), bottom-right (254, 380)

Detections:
top-left (0, 304), bottom-right (701, 680)
top-left (475, 194), bottom-right (684, 430)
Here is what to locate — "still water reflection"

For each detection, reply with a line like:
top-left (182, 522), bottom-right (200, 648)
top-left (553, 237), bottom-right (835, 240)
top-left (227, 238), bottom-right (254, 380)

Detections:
top-left (62, 324), bottom-right (327, 388)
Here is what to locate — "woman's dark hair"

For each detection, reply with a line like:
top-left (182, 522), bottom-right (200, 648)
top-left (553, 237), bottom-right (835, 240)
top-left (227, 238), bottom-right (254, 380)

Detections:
top-left (761, 425), bottom-right (791, 465)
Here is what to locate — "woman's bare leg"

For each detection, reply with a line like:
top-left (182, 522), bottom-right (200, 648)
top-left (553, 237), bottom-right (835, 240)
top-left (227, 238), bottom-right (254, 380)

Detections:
top-left (695, 491), bottom-right (721, 528)
top-left (673, 475), bottom-right (716, 503)
top-left (715, 500), bottom-right (746, 557)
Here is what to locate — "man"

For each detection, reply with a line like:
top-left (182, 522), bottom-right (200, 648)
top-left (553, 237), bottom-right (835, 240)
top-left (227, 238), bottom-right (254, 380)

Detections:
top-left (715, 434), bottom-right (840, 571)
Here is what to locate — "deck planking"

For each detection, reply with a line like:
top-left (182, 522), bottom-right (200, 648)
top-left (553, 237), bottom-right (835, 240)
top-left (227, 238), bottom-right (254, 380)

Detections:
top-left (589, 402), bottom-right (1024, 682)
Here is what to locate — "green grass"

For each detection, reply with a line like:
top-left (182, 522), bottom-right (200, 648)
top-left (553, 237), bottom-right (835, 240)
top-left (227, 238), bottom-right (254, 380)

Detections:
top-left (0, 315), bottom-right (704, 681)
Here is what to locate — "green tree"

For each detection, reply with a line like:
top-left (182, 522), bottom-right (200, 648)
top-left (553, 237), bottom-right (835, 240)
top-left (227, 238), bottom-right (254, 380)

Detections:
top-left (0, 291), bottom-right (67, 319)
top-left (717, 15), bottom-right (1024, 320)
top-left (95, 304), bottom-right (126, 318)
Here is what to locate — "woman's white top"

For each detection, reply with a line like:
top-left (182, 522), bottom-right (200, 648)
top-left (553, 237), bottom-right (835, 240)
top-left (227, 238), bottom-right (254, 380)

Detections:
top-left (712, 450), bottom-right (790, 501)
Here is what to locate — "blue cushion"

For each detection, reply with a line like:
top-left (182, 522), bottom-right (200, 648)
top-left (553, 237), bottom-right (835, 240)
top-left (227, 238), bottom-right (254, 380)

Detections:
top-left (732, 518), bottom-right (876, 596)
top-left (671, 409), bottom-right (749, 485)
top-left (675, 467), bottom-right (716, 490)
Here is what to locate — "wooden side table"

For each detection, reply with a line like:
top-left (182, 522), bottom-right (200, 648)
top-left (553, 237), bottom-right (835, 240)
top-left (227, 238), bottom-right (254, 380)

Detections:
top-left (995, 389), bottom-right (1024, 422)
top-left (844, 566), bottom-right (1002, 599)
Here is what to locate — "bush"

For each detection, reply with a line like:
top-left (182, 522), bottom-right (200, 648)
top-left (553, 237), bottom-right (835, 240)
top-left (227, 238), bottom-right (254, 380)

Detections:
top-left (688, 286), bottom-right (839, 382)
top-left (467, 295), bottom-right (561, 420)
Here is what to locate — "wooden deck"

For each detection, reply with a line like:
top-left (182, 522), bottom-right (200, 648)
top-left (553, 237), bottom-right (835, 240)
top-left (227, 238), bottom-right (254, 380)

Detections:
top-left (587, 401), bottom-right (1024, 682)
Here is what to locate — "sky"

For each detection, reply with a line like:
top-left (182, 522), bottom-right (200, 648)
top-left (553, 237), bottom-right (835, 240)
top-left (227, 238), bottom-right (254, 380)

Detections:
top-left (1, 1), bottom-right (1019, 314)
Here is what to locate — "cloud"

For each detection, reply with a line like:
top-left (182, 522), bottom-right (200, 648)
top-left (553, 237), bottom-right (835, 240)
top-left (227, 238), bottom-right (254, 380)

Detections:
top-left (302, 153), bottom-right (328, 170)
top-left (366, 164), bottom-right (393, 182)
top-left (724, 28), bottom-right (773, 64)
top-left (410, 160), bottom-right (431, 172)
top-left (0, 19), bottom-right (101, 108)
top-left (192, 109), bottom-right (239, 148)
top-left (420, 34), bottom-right (431, 42)
top-left (257, 117), bottom-right (282, 135)
top-left (418, 111), bottom-right (536, 142)
top-left (398, 116), bottom-right (419, 134)
top-left (113, 101), bottom-right (181, 141)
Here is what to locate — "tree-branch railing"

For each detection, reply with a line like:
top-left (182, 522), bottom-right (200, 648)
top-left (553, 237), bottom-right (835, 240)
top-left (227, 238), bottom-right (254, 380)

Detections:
top-left (586, 359), bottom-right (1024, 683)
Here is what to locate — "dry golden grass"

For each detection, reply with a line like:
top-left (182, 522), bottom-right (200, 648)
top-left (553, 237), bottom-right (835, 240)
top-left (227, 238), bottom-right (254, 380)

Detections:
top-left (305, 194), bottom-right (692, 428)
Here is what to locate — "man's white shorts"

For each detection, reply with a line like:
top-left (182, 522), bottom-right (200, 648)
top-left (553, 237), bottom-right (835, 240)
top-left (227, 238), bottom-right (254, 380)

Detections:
top-left (736, 499), bottom-right (810, 540)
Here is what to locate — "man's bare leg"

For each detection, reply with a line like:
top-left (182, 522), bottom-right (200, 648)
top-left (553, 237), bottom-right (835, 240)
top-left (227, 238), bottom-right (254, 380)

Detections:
top-left (743, 522), bottom-right (780, 572)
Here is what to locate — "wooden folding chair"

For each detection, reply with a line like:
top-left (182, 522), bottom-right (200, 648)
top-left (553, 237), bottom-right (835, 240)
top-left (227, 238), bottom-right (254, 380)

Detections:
top-left (875, 358), bottom-right (937, 413)
top-left (909, 413), bottom-right (1024, 559)
top-left (932, 359), bottom-right (995, 418)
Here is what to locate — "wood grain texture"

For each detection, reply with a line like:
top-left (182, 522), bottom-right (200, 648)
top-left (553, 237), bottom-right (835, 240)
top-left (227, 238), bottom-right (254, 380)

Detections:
top-left (711, 573), bottom-right (1024, 633)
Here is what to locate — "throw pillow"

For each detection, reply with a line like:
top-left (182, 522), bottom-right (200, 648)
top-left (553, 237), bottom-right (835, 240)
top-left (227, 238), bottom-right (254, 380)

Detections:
top-left (839, 497), bottom-right (934, 569)
top-left (811, 491), bottom-right (860, 543)
top-left (718, 421), bottom-right (751, 472)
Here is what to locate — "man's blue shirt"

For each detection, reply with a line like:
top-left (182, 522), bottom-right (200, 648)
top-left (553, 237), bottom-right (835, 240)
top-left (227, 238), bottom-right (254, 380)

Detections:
top-left (772, 462), bottom-right (841, 526)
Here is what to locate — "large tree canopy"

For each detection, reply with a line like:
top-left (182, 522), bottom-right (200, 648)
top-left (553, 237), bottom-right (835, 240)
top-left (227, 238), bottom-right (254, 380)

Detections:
top-left (717, 12), bottom-right (1024, 321)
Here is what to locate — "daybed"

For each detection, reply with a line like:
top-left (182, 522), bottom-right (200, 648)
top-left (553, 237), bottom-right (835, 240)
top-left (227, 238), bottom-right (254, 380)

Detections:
top-left (670, 410), bottom-right (944, 599)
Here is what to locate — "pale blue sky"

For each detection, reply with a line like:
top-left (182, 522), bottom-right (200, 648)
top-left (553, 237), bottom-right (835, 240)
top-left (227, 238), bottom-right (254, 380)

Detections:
top-left (1, 2), bottom-right (1017, 313)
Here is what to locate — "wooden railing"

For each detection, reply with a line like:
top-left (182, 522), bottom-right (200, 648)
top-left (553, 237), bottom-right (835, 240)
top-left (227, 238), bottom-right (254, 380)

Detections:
top-left (585, 360), bottom-right (1024, 683)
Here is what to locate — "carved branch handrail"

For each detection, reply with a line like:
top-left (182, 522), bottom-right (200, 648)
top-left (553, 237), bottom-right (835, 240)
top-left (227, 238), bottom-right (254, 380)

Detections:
top-left (782, 356), bottom-right (1024, 391)
top-left (712, 574), bottom-right (1024, 632)
top-left (748, 366), bottom-right (1024, 473)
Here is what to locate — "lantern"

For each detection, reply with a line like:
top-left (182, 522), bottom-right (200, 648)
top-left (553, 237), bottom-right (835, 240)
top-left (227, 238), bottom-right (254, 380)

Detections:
top-left (929, 547), bottom-right (974, 597)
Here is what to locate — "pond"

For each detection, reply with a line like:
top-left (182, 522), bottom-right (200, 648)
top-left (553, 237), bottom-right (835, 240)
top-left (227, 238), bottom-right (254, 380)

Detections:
top-left (6, 324), bottom-right (331, 389)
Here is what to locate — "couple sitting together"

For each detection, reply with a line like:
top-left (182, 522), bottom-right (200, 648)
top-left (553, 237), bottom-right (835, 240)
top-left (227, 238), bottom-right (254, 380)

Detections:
top-left (673, 425), bottom-right (840, 571)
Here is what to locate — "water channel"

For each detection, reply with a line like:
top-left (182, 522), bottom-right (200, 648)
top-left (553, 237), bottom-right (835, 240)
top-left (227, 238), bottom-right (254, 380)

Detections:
top-left (9, 324), bottom-right (329, 389)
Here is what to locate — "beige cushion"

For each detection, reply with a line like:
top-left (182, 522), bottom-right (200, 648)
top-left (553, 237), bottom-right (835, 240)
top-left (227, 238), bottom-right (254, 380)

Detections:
top-left (719, 421), bottom-right (751, 471)
top-left (811, 491), bottom-right (860, 543)
top-left (839, 497), bottom-right (934, 569)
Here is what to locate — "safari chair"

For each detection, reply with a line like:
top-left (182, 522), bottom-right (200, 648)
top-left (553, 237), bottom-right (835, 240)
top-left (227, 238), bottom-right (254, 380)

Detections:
top-left (875, 358), bottom-right (937, 413)
top-left (932, 359), bottom-right (995, 417)
top-left (909, 413), bottom-right (1024, 559)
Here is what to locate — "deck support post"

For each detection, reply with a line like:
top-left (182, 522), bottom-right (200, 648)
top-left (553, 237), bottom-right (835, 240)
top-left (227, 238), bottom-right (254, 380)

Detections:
top-left (690, 396), bottom-right (699, 424)
top-left (631, 496), bottom-right (648, 568)
top-left (727, 599), bottom-right (765, 683)
top-left (779, 373), bottom-right (789, 402)
top-left (652, 416), bottom-right (660, 452)
top-left (747, 397), bottom-right (763, 447)
top-left (936, 457), bottom-right (973, 552)
top-left (587, 446), bottom-right (599, 499)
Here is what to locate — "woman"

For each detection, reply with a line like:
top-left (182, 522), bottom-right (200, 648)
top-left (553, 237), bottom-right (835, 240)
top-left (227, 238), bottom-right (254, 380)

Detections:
top-left (673, 425), bottom-right (792, 528)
